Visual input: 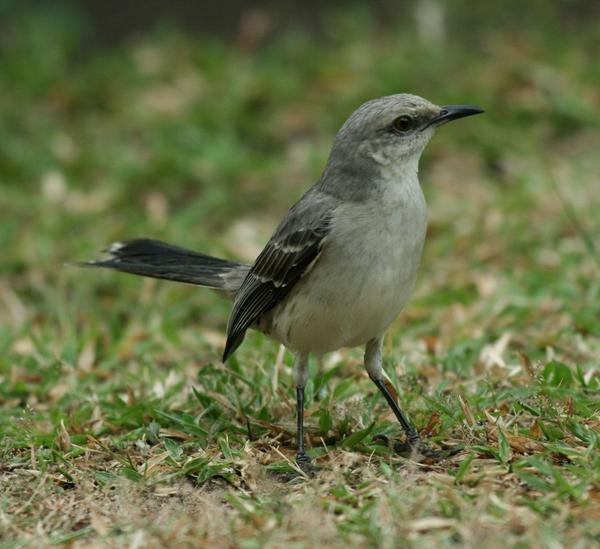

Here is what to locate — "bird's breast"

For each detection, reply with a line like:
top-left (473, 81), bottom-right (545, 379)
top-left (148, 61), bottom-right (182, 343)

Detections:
top-left (266, 177), bottom-right (428, 354)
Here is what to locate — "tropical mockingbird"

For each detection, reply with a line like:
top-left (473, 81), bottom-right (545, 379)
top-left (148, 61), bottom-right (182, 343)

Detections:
top-left (84, 94), bottom-right (483, 467)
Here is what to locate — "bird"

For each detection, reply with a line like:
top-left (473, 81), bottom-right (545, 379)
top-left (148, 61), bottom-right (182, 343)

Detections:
top-left (83, 94), bottom-right (483, 468)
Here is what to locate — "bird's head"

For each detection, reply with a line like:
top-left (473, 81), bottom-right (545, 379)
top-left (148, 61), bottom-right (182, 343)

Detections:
top-left (328, 94), bottom-right (483, 172)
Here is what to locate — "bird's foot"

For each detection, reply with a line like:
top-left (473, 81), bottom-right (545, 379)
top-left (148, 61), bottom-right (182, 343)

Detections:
top-left (373, 435), bottom-right (462, 462)
top-left (296, 453), bottom-right (319, 477)
top-left (269, 453), bottom-right (319, 483)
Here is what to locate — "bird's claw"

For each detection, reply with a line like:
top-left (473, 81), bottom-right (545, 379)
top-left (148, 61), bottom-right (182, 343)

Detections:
top-left (372, 434), bottom-right (460, 462)
top-left (296, 453), bottom-right (319, 476)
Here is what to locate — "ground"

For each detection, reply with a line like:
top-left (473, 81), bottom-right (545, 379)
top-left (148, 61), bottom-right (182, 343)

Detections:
top-left (1, 4), bottom-right (599, 548)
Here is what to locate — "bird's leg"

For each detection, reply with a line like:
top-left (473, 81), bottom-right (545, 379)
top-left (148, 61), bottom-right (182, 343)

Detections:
top-left (364, 337), bottom-right (420, 447)
top-left (296, 387), bottom-right (309, 462)
top-left (293, 353), bottom-right (311, 466)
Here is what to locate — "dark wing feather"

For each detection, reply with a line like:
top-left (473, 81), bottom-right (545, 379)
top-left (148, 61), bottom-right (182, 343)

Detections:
top-left (222, 189), bottom-right (336, 361)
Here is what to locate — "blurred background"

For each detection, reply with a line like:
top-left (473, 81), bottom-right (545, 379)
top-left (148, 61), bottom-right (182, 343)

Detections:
top-left (1, 0), bottom-right (599, 382)
top-left (2, 3), bottom-right (599, 543)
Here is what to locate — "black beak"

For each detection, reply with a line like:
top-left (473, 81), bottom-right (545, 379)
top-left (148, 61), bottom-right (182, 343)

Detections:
top-left (422, 104), bottom-right (484, 130)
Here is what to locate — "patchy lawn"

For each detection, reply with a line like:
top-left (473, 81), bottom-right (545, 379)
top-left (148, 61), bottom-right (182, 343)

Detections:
top-left (1, 4), bottom-right (599, 547)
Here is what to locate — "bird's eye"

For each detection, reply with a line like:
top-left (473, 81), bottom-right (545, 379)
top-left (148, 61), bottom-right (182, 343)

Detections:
top-left (392, 115), bottom-right (414, 133)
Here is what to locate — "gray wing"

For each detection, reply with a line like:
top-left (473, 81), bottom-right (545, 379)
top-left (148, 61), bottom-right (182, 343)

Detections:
top-left (222, 189), bottom-right (336, 361)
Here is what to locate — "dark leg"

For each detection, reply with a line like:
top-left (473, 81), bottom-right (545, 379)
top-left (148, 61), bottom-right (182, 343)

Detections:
top-left (371, 377), bottom-right (419, 446)
top-left (364, 338), bottom-right (457, 460)
top-left (365, 337), bottom-right (420, 447)
top-left (293, 353), bottom-right (312, 467)
top-left (370, 379), bottom-right (457, 459)
top-left (296, 386), bottom-right (310, 464)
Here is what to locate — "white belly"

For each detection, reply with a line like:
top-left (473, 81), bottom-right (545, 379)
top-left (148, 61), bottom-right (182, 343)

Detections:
top-left (268, 179), bottom-right (428, 354)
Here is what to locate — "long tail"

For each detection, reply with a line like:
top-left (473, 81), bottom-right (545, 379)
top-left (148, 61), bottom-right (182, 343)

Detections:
top-left (81, 238), bottom-right (249, 292)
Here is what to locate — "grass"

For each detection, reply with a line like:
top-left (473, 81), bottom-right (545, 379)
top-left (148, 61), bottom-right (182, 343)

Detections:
top-left (1, 3), bottom-right (600, 547)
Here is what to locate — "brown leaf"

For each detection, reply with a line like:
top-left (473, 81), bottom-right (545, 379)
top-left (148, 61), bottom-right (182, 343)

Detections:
top-left (421, 412), bottom-right (441, 437)
top-left (506, 434), bottom-right (544, 454)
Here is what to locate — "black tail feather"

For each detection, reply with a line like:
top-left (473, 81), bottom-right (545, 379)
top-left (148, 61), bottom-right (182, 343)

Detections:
top-left (82, 238), bottom-right (248, 290)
